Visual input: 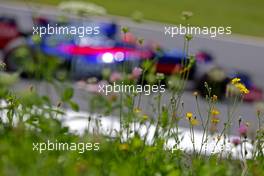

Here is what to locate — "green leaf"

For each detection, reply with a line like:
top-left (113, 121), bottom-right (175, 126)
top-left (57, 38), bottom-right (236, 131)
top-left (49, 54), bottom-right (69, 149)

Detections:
top-left (62, 87), bottom-right (74, 101)
top-left (69, 100), bottom-right (79, 112)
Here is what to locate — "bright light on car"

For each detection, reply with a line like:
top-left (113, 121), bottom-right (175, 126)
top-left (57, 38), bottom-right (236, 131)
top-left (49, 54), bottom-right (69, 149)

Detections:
top-left (102, 52), bottom-right (114, 63)
top-left (114, 52), bottom-right (125, 62)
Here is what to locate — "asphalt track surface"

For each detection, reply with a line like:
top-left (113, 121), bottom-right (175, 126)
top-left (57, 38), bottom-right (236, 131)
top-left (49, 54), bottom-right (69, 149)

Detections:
top-left (1, 2), bottom-right (264, 135)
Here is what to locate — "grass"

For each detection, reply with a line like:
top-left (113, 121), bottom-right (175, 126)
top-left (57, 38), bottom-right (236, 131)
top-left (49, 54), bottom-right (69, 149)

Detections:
top-left (18, 0), bottom-right (264, 37)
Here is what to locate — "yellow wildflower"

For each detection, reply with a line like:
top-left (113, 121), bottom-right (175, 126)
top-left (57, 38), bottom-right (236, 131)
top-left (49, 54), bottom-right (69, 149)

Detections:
top-left (190, 118), bottom-right (199, 126)
top-left (211, 117), bottom-right (220, 124)
top-left (186, 112), bottom-right (193, 120)
top-left (134, 108), bottom-right (141, 113)
top-left (234, 83), bottom-right (249, 94)
top-left (142, 114), bottom-right (149, 121)
top-left (211, 108), bottom-right (220, 116)
top-left (230, 78), bottom-right (249, 94)
top-left (231, 78), bottom-right (241, 84)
